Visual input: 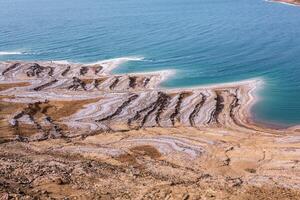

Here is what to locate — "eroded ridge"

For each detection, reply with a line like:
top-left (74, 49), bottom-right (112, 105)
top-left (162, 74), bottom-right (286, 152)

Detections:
top-left (0, 61), bottom-right (261, 140)
top-left (1, 61), bottom-right (300, 199)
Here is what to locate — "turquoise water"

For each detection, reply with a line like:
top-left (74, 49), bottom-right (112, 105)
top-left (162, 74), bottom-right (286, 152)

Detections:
top-left (1, 0), bottom-right (300, 126)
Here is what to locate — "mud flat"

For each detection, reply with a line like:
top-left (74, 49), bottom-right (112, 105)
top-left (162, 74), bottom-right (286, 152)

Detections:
top-left (0, 60), bottom-right (300, 199)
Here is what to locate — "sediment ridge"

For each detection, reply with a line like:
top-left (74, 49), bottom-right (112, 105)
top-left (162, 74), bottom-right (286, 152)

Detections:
top-left (0, 60), bottom-right (300, 199)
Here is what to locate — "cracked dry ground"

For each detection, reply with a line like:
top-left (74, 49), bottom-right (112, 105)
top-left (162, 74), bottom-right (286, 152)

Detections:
top-left (0, 61), bottom-right (300, 199)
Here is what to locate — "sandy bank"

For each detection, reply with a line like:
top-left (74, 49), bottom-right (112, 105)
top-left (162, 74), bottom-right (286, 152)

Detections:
top-left (0, 59), bottom-right (300, 199)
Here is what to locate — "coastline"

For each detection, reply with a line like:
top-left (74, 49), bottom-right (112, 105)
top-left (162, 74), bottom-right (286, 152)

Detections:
top-left (1, 59), bottom-right (300, 199)
top-left (0, 59), bottom-right (295, 131)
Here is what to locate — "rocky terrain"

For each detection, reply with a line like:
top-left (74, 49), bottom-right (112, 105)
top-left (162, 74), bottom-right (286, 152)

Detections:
top-left (0, 60), bottom-right (300, 199)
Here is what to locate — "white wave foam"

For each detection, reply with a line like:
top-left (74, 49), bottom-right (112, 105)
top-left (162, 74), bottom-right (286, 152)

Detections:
top-left (0, 51), bottom-right (23, 56)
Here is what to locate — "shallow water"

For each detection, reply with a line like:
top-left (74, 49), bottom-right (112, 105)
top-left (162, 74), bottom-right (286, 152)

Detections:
top-left (1, 0), bottom-right (300, 126)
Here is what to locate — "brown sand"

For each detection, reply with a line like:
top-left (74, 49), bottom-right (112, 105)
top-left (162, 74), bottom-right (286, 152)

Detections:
top-left (0, 61), bottom-right (299, 199)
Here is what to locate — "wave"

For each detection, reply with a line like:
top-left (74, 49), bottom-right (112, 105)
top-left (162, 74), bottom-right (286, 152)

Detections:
top-left (0, 51), bottom-right (24, 56)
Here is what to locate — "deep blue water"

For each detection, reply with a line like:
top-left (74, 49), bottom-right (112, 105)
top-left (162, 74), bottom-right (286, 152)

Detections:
top-left (1, 0), bottom-right (300, 126)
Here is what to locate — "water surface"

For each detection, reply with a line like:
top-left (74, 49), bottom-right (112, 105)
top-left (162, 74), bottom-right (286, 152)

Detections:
top-left (1, 0), bottom-right (300, 126)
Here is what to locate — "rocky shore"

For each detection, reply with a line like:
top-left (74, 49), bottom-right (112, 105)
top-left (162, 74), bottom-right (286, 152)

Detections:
top-left (0, 60), bottom-right (300, 199)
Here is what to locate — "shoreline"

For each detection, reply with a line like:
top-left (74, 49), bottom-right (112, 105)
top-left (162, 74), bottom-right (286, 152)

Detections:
top-left (1, 59), bottom-right (300, 198)
top-left (0, 59), bottom-right (296, 132)
top-left (17, 59), bottom-right (293, 130)
top-left (267, 0), bottom-right (300, 6)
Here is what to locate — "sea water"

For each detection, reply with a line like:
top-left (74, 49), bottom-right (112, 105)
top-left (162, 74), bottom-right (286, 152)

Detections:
top-left (1, 0), bottom-right (300, 126)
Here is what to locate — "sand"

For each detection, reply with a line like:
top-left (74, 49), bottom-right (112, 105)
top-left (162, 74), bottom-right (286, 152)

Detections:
top-left (0, 60), bottom-right (299, 199)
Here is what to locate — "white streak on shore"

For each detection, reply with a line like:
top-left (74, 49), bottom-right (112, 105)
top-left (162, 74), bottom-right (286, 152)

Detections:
top-left (265, 0), bottom-right (300, 6)
top-left (0, 51), bottom-right (23, 56)
top-left (52, 60), bottom-right (71, 64)
top-left (87, 56), bottom-right (145, 65)
top-left (167, 78), bottom-right (264, 92)
top-left (86, 56), bottom-right (144, 73)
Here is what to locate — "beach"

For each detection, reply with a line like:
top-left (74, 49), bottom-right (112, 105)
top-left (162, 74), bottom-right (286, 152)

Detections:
top-left (0, 60), bottom-right (300, 199)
